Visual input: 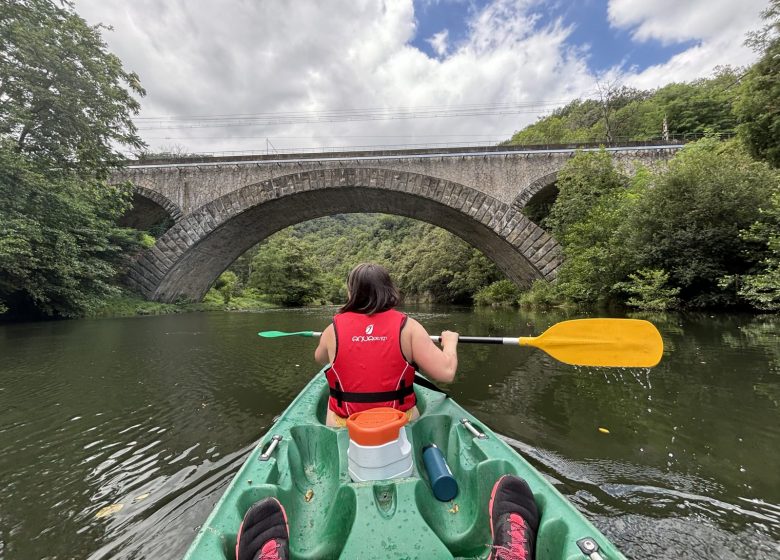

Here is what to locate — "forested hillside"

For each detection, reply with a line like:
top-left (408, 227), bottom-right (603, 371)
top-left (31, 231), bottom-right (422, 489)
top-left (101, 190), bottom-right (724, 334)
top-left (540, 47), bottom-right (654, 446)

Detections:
top-left (506, 69), bottom-right (740, 145)
top-left (219, 215), bottom-right (504, 307)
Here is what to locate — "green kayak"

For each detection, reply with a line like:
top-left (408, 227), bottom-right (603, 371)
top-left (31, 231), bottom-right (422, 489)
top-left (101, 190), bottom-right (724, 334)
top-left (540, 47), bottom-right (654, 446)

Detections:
top-left (183, 372), bottom-right (626, 560)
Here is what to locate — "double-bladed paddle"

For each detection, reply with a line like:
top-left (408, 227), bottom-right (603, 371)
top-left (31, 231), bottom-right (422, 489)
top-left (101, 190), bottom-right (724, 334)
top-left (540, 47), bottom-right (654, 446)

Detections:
top-left (258, 318), bottom-right (663, 368)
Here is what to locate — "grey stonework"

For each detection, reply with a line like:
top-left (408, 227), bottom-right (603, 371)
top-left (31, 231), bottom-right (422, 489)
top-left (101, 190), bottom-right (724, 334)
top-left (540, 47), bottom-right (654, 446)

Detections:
top-left (130, 185), bottom-right (184, 222)
top-left (114, 145), bottom-right (680, 302)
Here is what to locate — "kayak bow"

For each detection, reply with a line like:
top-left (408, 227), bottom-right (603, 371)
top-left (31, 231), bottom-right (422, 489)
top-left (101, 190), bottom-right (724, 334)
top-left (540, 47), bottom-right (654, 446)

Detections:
top-left (183, 371), bottom-right (626, 560)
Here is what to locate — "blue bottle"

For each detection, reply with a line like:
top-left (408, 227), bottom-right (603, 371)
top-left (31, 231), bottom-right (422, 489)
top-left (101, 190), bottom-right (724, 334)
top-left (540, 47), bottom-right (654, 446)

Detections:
top-left (422, 444), bottom-right (458, 501)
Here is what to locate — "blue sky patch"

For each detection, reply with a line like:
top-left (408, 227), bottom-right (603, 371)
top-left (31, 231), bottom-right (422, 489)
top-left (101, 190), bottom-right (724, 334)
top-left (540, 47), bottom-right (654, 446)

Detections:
top-left (411, 0), bottom-right (697, 73)
top-left (411, 0), bottom-right (491, 57)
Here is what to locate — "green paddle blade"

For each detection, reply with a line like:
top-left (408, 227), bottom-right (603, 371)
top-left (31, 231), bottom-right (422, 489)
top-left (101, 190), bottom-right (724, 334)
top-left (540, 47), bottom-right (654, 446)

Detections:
top-left (258, 330), bottom-right (318, 338)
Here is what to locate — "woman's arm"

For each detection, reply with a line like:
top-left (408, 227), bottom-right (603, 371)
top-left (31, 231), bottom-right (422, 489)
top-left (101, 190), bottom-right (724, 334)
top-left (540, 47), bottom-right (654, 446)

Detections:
top-left (314, 324), bottom-right (335, 365)
top-left (406, 318), bottom-right (458, 382)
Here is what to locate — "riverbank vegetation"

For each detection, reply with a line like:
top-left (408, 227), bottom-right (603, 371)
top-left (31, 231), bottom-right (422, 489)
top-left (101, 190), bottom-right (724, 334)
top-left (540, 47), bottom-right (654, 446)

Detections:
top-left (86, 289), bottom-right (275, 318)
top-left (0, 0), bottom-right (148, 319)
top-left (223, 216), bottom-right (503, 307)
top-left (519, 140), bottom-right (779, 311)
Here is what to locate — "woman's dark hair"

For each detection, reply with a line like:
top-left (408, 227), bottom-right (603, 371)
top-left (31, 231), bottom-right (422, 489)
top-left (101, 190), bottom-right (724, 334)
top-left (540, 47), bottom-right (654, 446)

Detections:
top-left (340, 263), bottom-right (400, 315)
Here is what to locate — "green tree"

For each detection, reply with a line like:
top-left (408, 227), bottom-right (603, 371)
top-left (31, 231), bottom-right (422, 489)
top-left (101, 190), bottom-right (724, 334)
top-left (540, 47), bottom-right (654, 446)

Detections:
top-left (652, 71), bottom-right (739, 138)
top-left (736, 191), bottom-right (780, 310)
top-left (473, 279), bottom-right (522, 306)
top-left (735, 1), bottom-right (780, 167)
top-left (392, 225), bottom-right (501, 303)
top-left (546, 149), bottom-right (629, 239)
top-left (546, 160), bottom-right (649, 306)
top-left (249, 232), bottom-right (325, 306)
top-left (554, 188), bottom-right (636, 305)
top-left (213, 271), bottom-right (239, 304)
top-left (0, 1), bottom-right (145, 317)
top-left (628, 138), bottom-right (776, 307)
top-left (594, 81), bottom-right (651, 142)
top-left (620, 269), bottom-right (681, 311)
top-left (0, 0), bottom-right (145, 178)
top-left (0, 142), bottom-right (138, 317)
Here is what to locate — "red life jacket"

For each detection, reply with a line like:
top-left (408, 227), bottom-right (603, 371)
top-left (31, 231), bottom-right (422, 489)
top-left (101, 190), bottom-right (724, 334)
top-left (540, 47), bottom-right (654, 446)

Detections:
top-left (326, 309), bottom-right (417, 417)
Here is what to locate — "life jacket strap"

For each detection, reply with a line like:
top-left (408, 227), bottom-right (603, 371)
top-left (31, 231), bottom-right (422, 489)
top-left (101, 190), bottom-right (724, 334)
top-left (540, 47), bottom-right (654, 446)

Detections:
top-left (329, 383), bottom-right (415, 404)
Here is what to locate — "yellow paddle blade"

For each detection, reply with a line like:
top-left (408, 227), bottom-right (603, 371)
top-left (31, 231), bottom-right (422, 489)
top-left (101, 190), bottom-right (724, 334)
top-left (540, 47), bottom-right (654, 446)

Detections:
top-left (518, 318), bottom-right (663, 368)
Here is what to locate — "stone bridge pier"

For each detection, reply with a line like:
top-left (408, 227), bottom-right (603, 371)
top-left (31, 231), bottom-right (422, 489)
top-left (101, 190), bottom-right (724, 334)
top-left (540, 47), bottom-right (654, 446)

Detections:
top-left (112, 143), bottom-right (680, 302)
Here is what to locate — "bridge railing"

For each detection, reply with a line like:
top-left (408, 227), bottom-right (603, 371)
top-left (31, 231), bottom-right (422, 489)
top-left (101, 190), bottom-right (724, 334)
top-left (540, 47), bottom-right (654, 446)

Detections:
top-left (123, 132), bottom-right (733, 166)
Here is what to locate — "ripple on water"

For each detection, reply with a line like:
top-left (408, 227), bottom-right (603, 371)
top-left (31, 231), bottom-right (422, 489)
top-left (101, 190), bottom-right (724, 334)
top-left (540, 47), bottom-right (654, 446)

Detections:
top-left (499, 434), bottom-right (780, 558)
top-left (84, 444), bottom-right (253, 560)
top-left (2, 310), bottom-right (778, 559)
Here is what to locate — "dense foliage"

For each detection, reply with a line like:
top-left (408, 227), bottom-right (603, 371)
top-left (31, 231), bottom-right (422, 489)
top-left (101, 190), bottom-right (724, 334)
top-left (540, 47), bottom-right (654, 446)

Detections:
top-left (522, 141), bottom-right (779, 310)
top-left (0, 142), bottom-right (140, 317)
top-left (507, 70), bottom-right (741, 146)
top-left (227, 215), bottom-right (502, 306)
top-left (735, 0), bottom-right (780, 168)
top-left (735, 191), bottom-right (780, 310)
top-left (0, 0), bottom-right (145, 317)
top-left (0, 0), bottom-right (145, 177)
top-left (629, 140), bottom-right (776, 307)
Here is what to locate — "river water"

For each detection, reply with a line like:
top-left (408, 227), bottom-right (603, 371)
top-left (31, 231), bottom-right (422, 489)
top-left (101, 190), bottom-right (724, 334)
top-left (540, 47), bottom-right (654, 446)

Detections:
top-left (0, 307), bottom-right (778, 559)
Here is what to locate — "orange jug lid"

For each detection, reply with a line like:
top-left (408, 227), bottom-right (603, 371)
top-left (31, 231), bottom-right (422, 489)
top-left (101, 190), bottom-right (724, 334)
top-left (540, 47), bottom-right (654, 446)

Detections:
top-left (346, 407), bottom-right (408, 446)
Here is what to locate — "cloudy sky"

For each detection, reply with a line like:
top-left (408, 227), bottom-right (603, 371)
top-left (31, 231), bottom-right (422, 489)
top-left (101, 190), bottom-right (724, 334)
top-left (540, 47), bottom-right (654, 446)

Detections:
top-left (74, 0), bottom-right (768, 155)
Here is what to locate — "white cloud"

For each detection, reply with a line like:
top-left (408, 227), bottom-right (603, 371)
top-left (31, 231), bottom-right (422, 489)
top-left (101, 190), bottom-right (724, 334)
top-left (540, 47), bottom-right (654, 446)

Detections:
top-left (427, 29), bottom-right (450, 56)
top-left (607, 0), bottom-right (766, 44)
top-left (606, 0), bottom-right (765, 88)
top-left (71, 0), bottom-right (763, 155)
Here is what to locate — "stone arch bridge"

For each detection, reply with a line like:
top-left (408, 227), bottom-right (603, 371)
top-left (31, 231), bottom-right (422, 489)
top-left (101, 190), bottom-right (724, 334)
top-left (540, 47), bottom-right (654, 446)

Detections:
top-left (114, 143), bottom-right (681, 302)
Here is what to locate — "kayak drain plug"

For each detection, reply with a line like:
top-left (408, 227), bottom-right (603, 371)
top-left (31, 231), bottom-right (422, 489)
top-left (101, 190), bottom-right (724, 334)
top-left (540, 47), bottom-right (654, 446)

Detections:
top-left (373, 483), bottom-right (397, 518)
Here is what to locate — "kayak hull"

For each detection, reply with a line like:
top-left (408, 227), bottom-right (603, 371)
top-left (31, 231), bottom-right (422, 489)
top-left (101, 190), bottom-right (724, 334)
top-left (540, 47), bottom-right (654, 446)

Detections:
top-left (184, 371), bottom-right (626, 559)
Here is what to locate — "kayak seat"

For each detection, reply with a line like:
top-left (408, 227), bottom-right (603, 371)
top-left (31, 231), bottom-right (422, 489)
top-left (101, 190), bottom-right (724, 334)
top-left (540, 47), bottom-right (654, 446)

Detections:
top-left (279, 424), bottom-right (356, 559)
top-left (228, 424), bottom-right (357, 560)
top-left (410, 414), bottom-right (492, 557)
top-left (412, 414), bottom-right (539, 559)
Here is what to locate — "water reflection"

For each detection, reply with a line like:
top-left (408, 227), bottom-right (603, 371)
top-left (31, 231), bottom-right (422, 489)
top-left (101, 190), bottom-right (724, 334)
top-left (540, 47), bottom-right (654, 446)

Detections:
top-left (0, 308), bottom-right (778, 559)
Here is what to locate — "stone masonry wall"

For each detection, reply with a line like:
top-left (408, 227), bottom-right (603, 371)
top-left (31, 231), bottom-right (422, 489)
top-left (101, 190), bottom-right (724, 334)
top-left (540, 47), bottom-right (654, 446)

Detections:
top-left (114, 145), bottom-right (680, 302)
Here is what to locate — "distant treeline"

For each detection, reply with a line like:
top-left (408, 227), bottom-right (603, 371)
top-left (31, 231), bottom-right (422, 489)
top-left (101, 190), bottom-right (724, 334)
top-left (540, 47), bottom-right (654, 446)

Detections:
top-left (216, 215), bottom-right (504, 307)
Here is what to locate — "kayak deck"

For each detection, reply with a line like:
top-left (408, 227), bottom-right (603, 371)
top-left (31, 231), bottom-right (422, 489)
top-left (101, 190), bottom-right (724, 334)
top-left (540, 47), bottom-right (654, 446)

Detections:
top-left (184, 372), bottom-right (626, 559)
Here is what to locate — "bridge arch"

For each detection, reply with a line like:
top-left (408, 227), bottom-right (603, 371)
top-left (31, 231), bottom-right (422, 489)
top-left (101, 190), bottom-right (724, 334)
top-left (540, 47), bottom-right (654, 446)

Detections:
top-left (512, 172), bottom-right (559, 210)
top-left (118, 186), bottom-right (184, 232)
top-left (127, 168), bottom-right (562, 302)
top-left (512, 171), bottom-right (560, 227)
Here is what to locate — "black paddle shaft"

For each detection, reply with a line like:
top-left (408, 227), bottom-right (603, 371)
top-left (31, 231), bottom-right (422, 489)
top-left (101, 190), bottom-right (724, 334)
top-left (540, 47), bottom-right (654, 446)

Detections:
top-left (429, 336), bottom-right (511, 345)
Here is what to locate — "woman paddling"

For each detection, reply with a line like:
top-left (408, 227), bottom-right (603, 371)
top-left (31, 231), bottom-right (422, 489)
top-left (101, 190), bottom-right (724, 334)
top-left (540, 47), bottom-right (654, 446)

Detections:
top-left (235, 263), bottom-right (539, 560)
top-left (313, 262), bottom-right (460, 427)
